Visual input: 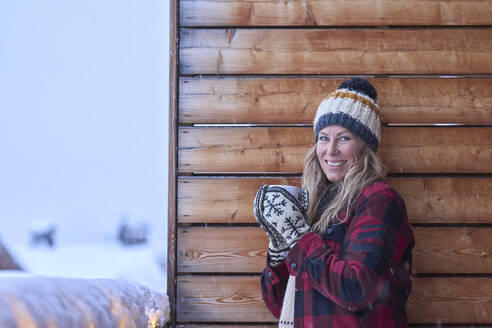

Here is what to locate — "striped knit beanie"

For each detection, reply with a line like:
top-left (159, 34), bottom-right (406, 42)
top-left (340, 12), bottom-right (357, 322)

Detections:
top-left (313, 78), bottom-right (381, 151)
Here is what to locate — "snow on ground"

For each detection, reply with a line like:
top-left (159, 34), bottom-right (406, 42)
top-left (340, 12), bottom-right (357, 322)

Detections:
top-left (8, 241), bottom-right (167, 293)
top-left (0, 223), bottom-right (169, 327)
top-left (1, 213), bottom-right (167, 293)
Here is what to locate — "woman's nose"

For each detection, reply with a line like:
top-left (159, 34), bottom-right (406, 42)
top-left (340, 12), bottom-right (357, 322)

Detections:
top-left (327, 140), bottom-right (338, 155)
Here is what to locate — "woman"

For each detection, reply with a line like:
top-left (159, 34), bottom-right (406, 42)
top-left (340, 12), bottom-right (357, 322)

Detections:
top-left (254, 78), bottom-right (415, 327)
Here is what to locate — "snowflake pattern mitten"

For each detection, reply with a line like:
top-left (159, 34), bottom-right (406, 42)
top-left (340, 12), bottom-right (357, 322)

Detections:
top-left (254, 185), bottom-right (310, 259)
top-left (254, 185), bottom-right (290, 265)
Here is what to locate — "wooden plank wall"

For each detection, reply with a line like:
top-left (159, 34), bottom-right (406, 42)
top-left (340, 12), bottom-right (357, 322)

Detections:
top-left (170, 0), bottom-right (492, 326)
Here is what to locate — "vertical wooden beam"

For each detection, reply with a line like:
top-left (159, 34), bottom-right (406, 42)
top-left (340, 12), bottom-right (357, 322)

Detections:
top-left (168, 0), bottom-right (178, 326)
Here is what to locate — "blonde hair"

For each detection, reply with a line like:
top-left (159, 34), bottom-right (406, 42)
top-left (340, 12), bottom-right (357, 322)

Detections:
top-left (302, 144), bottom-right (386, 233)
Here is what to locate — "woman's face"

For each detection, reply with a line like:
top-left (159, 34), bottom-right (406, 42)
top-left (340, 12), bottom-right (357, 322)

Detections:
top-left (316, 125), bottom-right (364, 183)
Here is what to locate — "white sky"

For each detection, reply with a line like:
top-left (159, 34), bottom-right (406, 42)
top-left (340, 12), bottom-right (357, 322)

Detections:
top-left (0, 1), bottom-right (170, 245)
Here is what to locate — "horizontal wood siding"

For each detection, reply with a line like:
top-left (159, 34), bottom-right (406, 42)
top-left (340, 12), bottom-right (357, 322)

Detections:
top-left (180, 77), bottom-right (492, 124)
top-left (179, 127), bottom-right (492, 173)
top-left (177, 276), bottom-right (492, 323)
top-left (174, 1), bottom-right (492, 326)
top-left (178, 177), bottom-right (492, 224)
top-left (177, 276), bottom-right (274, 322)
top-left (178, 227), bottom-right (492, 274)
top-left (180, 29), bottom-right (492, 74)
top-left (180, 0), bottom-right (492, 26)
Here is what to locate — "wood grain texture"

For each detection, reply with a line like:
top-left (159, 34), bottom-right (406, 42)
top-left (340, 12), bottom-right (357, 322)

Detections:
top-left (177, 276), bottom-right (274, 322)
top-left (178, 177), bottom-right (300, 224)
top-left (178, 177), bottom-right (492, 224)
top-left (390, 177), bottom-right (492, 224)
top-left (180, 0), bottom-right (492, 26)
top-left (177, 227), bottom-right (492, 274)
top-left (408, 277), bottom-right (492, 324)
top-left (169, 0), bottom-right (179, 323)
top-left (413, 228), bottom-right (492, 274)
top-left (179, 127), bottom-right (309, 173)
top-left (180, 29), bottom-right (492, 74)
top-left (178, 227), bottom-right (266, 273)
top-left (180, 77), bottom-right (492, 124)
top-left (178, 127), bottom-right (492, 174)
top-left (177, 276), bottom-right (492, 323)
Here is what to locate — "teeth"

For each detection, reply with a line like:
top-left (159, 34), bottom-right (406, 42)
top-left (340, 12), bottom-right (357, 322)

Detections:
top-left (327, 161), bottom-right (344, 167)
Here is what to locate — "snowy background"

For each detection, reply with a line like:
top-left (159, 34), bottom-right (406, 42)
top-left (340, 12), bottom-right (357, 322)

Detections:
top-left (0, 1), bottom-right (169, 292)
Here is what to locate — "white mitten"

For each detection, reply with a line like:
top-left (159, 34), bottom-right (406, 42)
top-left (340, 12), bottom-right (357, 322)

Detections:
top-left (255, 185), bottom-right (290, 265)
top-left (254, 184), bottom-right (310, 264)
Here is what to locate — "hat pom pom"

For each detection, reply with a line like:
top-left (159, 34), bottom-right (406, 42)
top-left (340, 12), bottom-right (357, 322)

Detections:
top-left (338, 78), bottom-right (377, 102)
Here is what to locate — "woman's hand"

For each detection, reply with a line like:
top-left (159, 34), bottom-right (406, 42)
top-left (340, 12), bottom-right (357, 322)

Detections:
top-left (254, 185), bottom-right (310, 265)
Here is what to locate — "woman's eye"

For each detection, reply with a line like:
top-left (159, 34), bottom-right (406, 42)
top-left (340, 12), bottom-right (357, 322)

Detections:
top-left (339, 135), bottom-right (351, 141)
top-left (319, 136), bottom-right (329, 142)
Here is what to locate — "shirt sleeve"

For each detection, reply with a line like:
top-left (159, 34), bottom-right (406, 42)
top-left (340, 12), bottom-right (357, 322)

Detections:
top-left (260, 255), bottom-right (290, 318)
top-left (285, 186), bottom-right (413, 312)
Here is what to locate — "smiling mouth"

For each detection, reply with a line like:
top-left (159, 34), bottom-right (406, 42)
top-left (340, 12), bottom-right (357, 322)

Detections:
top-left (325, 160), bottom-right (346, 167)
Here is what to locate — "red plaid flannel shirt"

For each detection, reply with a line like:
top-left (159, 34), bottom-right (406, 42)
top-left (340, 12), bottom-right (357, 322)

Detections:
top-left (261, 180), bottom-right (414, 327)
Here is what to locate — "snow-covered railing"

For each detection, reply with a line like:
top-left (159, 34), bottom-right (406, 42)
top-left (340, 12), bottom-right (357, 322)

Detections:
top-left (0, 273), bottom-right (169, 328)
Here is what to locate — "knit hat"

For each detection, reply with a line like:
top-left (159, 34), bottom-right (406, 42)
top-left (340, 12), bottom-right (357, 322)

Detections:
top-left (313, 78), bottom-right (381, 151)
